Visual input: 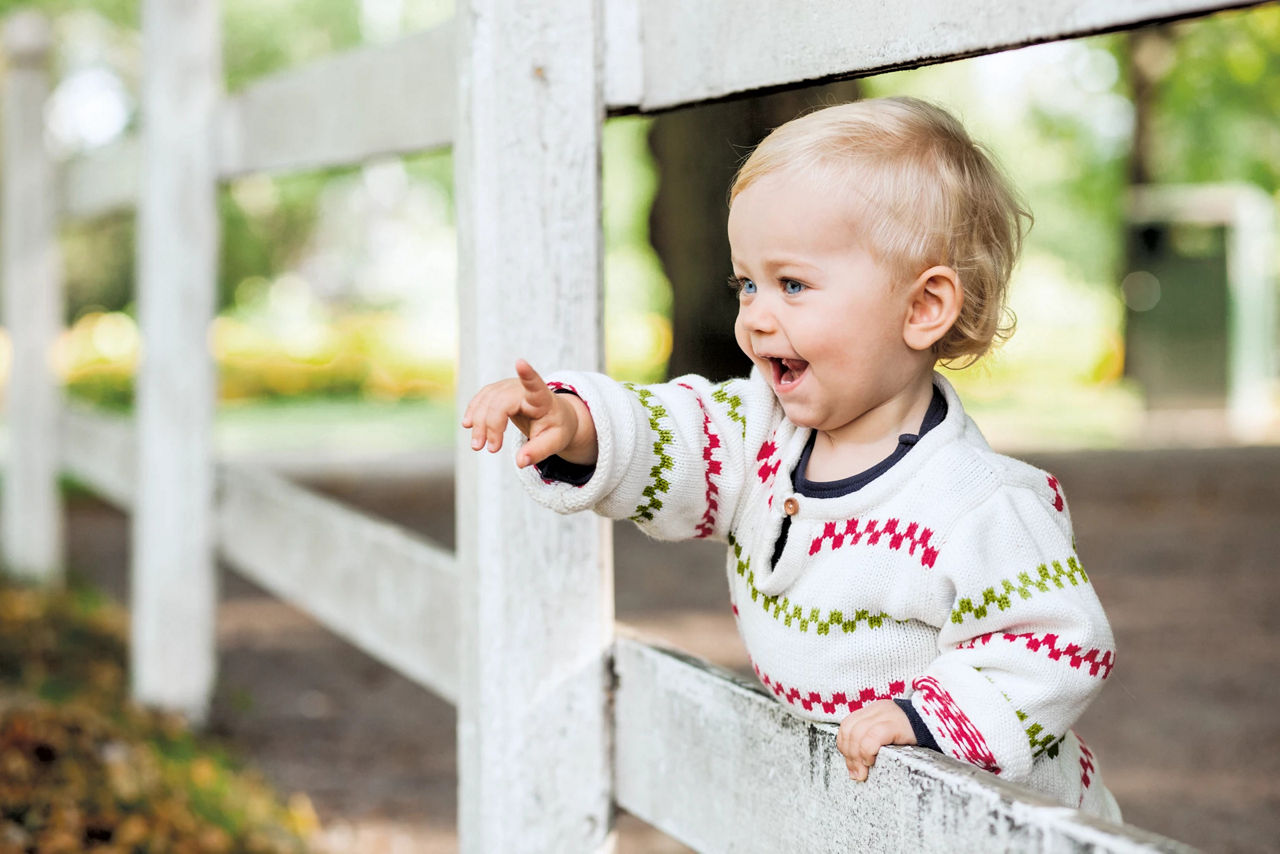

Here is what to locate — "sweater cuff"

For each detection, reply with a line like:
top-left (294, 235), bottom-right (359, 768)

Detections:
top-left (895, 699), bottom-right (940, 753)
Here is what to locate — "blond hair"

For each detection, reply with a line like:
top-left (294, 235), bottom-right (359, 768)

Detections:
top-left (730, 97), bottom-right (1030, 364)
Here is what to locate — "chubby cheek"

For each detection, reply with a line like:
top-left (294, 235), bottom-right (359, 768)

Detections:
top-left (733, 315), bottom-right (755, 364)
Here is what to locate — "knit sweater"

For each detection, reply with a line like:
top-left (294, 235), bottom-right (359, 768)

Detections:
top-left (518, 368), bottom-right (1120, 819)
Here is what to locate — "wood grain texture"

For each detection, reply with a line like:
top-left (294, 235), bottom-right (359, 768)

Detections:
top-left (453, 0), bottom-right (614, 850)
top-left (624, 0), bottom-right (1266, 111)
top-left (615, 635), bottom-right (1196, 854)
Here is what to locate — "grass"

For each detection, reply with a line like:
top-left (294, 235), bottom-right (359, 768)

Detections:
top-left (0, 576), bottom-right (314, 853)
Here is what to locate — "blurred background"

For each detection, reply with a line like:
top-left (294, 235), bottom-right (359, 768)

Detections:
top-left (1, 1), bottom-right (1279, 852)
top-left (1, 0), bottom-right (1277, 455)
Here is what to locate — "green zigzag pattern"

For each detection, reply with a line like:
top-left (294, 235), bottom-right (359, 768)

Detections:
top-left (1017, 709), bottom-right (1061, 759)
top-left (711, 383), bottom-right (746, 438)
top-left (949, 557), bottom-right (1089, 626)
top-left (727, 534), bottom-right (901, 635)
top-left (623, 383), bottom-right (674, 523)
top-left (991, 678), bottom-right (1062, 761)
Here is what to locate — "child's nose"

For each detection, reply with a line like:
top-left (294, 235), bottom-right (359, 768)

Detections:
top-left (738, 295), bottom-right (777, 332)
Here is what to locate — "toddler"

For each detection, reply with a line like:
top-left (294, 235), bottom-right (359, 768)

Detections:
top-left (462, 96), bottom-right (1119, 819)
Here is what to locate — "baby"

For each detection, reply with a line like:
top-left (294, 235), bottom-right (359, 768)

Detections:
top-left (463, 96), bottom-right (1119, 819)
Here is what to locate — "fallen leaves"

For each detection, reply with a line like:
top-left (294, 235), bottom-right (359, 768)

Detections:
top-left (0, 579), bottom-right (310, 853)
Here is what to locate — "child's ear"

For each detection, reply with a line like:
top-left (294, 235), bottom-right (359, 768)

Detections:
top-left (902, 266), bottom-right (963, 352)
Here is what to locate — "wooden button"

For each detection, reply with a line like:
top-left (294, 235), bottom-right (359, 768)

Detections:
top-left (782, 496), bottom-right (799, 516)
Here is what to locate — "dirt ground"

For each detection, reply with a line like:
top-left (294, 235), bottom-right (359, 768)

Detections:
top-left (62, 444), bottom-right (1280, 853)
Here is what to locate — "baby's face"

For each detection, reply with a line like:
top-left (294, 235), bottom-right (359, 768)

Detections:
top-left (728, 169), bottom-right (920, 444)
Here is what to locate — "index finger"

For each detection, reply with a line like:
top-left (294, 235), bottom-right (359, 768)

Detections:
top-left (514, 358), bottom-right (554, 403)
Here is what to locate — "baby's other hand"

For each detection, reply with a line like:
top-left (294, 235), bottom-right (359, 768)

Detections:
top-left (836, 700), bottom-right (917, 782)
top-left (461, 359), bottom-right (591, 468)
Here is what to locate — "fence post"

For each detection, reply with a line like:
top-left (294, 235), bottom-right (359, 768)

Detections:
top-left (131, 0), bottom-right (221, 720)
top-left (454, 1), bottom-right (614, 850)
top-left (1, 11), bottom-right (63, 584)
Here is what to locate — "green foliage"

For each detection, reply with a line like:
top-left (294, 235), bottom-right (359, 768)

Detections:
top-left (1023, 83), bottom-right (1130, 289)
top-left (1148, 6), bottom-right (1280, 191)
top-left (63, 214), bottom-right (135, 322)
top-left (221, 0), bottom-right (361, 93)
top-left (0, 0), bottom-right (135, 25)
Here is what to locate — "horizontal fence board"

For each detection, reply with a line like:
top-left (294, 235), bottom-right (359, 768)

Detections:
top-left (60, 136), bottom-right (139, 219)
top-left (614, 635), bottom-right (1195, 854)
top-left (59, 404), bottom-right (136, 509)
top-left (217, 24), bottom-right (455, 177)
top-left (216, 464), bottom-right (459, 702)
top-left (628, 0), bottom-right (1263, 111)
top-left (602, 0), bottom-right (643, 111)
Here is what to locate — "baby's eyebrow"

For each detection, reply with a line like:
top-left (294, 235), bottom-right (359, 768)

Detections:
top-left (731, 254), bottom-right (818, 271)
top-left (760, 256), bottom-right (821, 274)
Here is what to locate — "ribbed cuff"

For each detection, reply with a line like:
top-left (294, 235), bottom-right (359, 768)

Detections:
top-left (895, 699), bottom-right (940, 753)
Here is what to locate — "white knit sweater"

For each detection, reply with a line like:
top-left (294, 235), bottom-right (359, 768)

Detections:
top-left (518, 368), bottom-right (1120, 819)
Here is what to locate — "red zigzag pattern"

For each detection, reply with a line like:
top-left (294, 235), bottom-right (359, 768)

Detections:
top-left (752, 663), bottom-right (906, 716)
top-left (679, 384), bottom-right (721, 539)
top-left (912, 676), bottom-right (1001, 774)
top-left (957, 631), bottom-right (1115, 680)
top-left (1046, 475), bottom-right (1065, 512)
top-left (756, 436), bottom-right (781, 485)
top-left (808, 517), bottom-right (939, 569)
top-left (1078, 737), bottom-right (1096, 800)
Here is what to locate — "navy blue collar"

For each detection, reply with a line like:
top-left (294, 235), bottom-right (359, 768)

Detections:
top-left (792, 384), bottom-right (948, 498)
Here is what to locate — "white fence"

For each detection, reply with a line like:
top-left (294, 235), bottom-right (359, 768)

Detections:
top-left (0, 1), bottom-right (1249, 850)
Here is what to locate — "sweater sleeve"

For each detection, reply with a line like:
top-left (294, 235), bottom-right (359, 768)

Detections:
top-left (908, 474), bottom-right (1115, 783)
top-left (514, 370), bottom-right (766, 543)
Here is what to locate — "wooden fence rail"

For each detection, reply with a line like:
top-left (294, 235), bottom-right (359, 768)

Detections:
top-left (3, 0), bottom-right (1258, 849)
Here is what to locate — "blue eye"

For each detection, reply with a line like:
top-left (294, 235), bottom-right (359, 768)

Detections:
top-left (728, 276), bottom-right (756, 295)
top-left (783, 279), bottom-right (806, 295)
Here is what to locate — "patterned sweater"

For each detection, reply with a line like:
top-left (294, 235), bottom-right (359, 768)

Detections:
top-left (517, 369), bottom-right (1120, 819)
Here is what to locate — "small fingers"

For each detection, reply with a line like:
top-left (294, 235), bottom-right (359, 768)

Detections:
top-left (515, 359), bottom-right (554, 414)
top-left (518, 423), bottom-right (568, 468)
top-left (462, 391), bottom-right (509, 452)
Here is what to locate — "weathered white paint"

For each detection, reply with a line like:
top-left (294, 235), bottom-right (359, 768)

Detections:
top-left (625, 0), bottom-right (1266, 111)
top-left (60, 136), bottom-right (140, 220)
top-left (130, 0), bottom-right (221, 720)
top-left (602, 0), bottom-right (643, 111)
top-left (454, 0), bottom-right (614, 850)
top-left (215, 464), bottom-right (459, 702)
top-left (614, 635), bottom-right (1195, 854)
top-left (217, 24), bottom-right (455, 177)
top-left (1128, 184), bottom-right (1277, 441)
top-left (59, 405), bottom-right (135, 510)
top-left (1, 11), bottom-right (63, 584)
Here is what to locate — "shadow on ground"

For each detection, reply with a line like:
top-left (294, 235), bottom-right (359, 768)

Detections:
top-left (65, 445), bottom-right (1280, 853)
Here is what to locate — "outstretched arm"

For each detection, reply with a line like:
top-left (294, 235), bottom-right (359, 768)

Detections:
top-left (462, 359), bottom-right (598, 468)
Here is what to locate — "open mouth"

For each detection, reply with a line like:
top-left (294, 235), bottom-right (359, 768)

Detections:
top-left (770, 357), bottom-right (809, 388)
